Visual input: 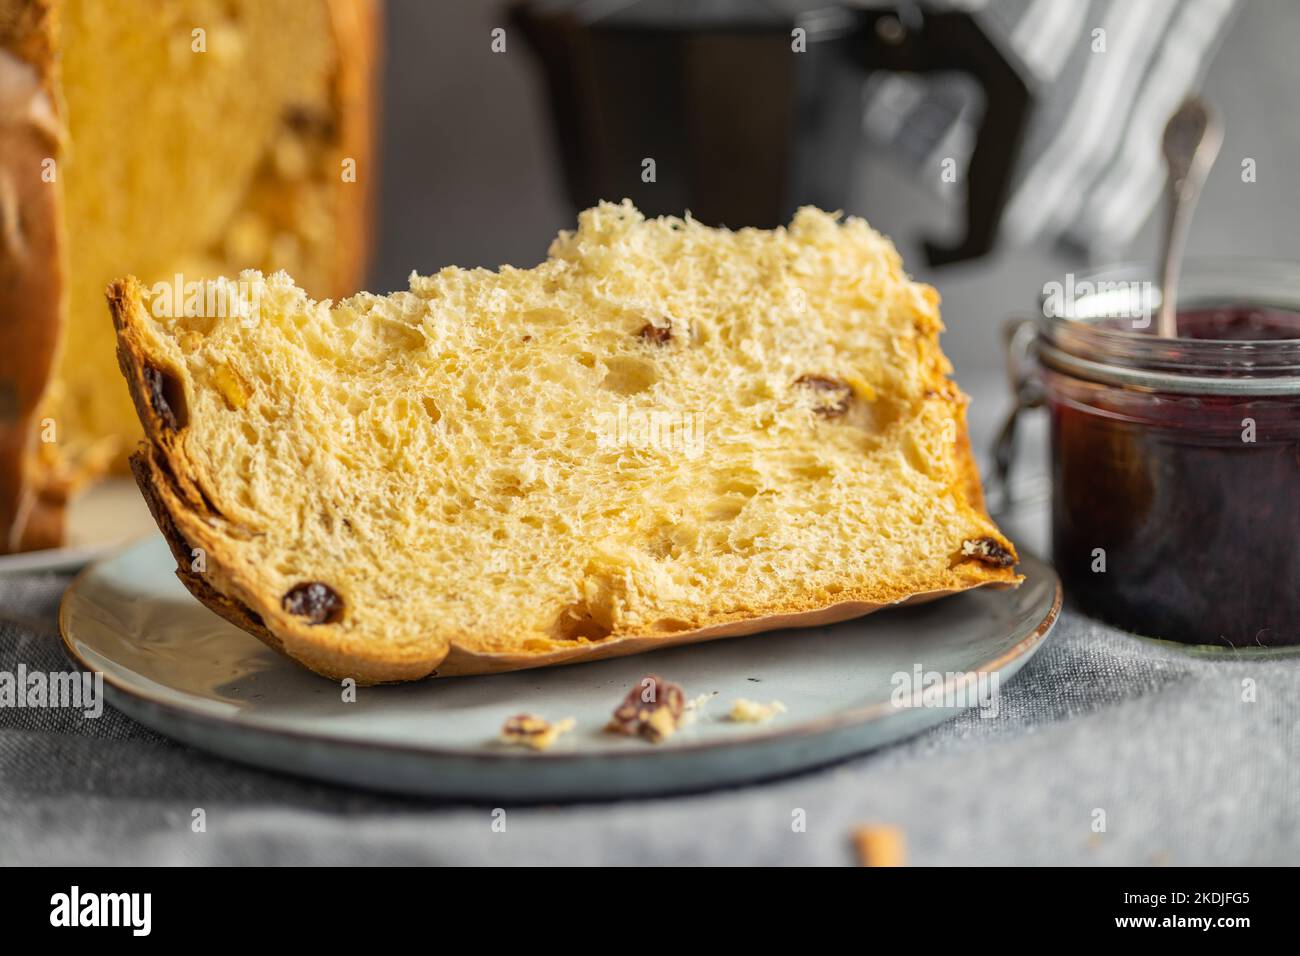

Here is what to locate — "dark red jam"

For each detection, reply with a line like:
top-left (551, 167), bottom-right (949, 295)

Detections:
top-left (1048, 307), bottom-right (1300, 648)
top-left (1170, 305), bottom-right (1300, 341)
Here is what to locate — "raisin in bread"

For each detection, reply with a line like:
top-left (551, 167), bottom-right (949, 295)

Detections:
top-left (110, 202), bottom-right (1020, 683)
top-left (0, 0), bottom-right (379, 551)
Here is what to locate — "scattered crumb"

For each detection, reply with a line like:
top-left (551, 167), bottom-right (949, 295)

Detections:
top-left (727, 698), bottom-right (787, 723)
top-left (851, 825), bottom-right (906, 867)
top-left (499, 713), bottom-right (575, 751)
top-left (681, 692), bottom-right (715, 727)
top-left (605, 675), bottom-right (686, 743)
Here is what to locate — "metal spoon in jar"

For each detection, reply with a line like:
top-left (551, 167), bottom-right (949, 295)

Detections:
top-left (1156, 96), bottom-right (1223, 338)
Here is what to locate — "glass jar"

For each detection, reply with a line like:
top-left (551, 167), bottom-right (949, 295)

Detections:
top-left (1002, 260), bottom-right (1300, 648)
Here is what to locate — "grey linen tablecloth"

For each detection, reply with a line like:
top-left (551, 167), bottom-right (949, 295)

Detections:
top-left (1, 559), bottom-right (1296, 866)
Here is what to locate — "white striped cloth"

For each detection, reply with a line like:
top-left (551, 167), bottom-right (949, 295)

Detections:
top-left (860, 0), bottom-right (1241, 257)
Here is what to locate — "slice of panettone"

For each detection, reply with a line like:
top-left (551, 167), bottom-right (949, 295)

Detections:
top-left (109, 201), bottom-right (1019, 683)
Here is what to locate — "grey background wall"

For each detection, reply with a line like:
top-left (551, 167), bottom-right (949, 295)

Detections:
top-left (374, 0), bottom-right (1299, 433)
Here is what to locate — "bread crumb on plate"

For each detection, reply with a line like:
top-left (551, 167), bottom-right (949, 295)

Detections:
top-left (727, 698), bottom-right (787, 723)
top-left (681, 692), bottom-right (717, 727)
top-left (499, 713), bottom-right (575, 751)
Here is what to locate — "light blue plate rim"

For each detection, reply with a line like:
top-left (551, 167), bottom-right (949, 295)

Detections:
top-left (59, 536), bottom-right (1062, 799)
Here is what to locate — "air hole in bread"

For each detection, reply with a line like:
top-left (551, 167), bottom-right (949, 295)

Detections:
top-left (715, 478), bottom-right (759, 498)
top-left (421, 396), bottom-right (442, 425)
top-left (652, 618), bottom-right (693, 633)
top-left (730, 536), bottom-right (757, 555)
top-left (601, 357), bottom-right (658, 396)
top-left (495, 479), bottom-right (527, 499)
top-left (553, 602), bottom-right (614, 642)
top-left (376, 320), bottom-right (425, 351)
top-left (646, 534), bottom-right (676, 559)
top-left (790, 460), bottom-right (832, 481)
top-left (176, 312), bottom-right (218, 336)
top-left (707, 498), bottom-right (745, 521)
top-left (734, 380), bottom-right (772, 408)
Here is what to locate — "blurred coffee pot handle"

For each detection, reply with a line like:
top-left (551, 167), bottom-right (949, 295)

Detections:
top-left (853, 8), bottom-right (1034, 265)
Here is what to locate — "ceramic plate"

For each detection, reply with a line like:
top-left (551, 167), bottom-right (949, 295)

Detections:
top-left (60, 535), bottom-right (1061, 800)
top-left (0, 479), bottom-right (157, 574)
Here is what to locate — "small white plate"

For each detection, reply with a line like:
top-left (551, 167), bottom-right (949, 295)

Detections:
top-left (0, 478), bottom-right (156, 574)
top-left (61, 535), bottom-right (1061, 800)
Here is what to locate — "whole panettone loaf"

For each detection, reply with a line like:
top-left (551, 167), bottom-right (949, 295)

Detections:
top-left (110, 202), bottom-right (1020, 684)
top-left (0, 0), bottom-right (379, 551)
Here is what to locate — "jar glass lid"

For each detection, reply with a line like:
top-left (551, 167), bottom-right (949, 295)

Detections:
top-left (1036, 258), bottom-right (1300, 395)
